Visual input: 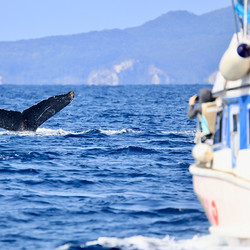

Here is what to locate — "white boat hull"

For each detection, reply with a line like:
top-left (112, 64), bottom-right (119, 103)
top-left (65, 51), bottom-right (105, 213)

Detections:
top-left (190, 165), bottom-right (250, 241)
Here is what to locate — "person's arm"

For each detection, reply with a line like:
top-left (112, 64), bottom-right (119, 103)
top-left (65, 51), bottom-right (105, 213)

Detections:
top-left (187, 95), bottom-right (201, 119)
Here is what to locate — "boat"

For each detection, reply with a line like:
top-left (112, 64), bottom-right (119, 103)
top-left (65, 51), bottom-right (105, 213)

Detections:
top-left (189, 0), bottom-right (250, 244)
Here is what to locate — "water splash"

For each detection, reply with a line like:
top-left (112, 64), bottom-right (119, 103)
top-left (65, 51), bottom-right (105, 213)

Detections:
top-left (58, 234), bottom-right (249, 250)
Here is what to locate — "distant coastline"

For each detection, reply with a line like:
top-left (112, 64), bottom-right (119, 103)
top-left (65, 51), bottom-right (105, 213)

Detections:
top-left (0, 7), bottom-right (233, 85)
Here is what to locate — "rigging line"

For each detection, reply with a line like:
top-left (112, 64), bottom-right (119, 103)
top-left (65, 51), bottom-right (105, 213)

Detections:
top-left (232, 0), bottom-right (239, 42)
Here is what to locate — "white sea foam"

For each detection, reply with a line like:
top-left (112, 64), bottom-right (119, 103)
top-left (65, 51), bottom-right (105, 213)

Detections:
top-left (0, 128), bottom-right (140, 137)
top-left (162, 130), bottom-right (196, 136)
top-left (35, 128), bottom-right (75, 136)
top-left (99, 128), bottom-right (139, 135)
top-left (35, 128), bottom-right (139, 136)
top-left (0, 128), bottom-right (69, 137)
top-left (0, 128), bottom-right (194, 137)
top-left (83, 234), bottom-right (249, 250)
top-left (0, 128), bottom-right (88, 137)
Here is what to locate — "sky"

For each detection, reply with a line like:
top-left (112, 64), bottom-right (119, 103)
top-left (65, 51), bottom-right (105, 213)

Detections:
top-left (0, 0), bottom-right (230, 41)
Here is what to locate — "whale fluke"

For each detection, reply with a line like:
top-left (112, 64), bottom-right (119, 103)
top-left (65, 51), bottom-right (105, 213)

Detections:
top-left (0, 90), bottom-right (75, 132)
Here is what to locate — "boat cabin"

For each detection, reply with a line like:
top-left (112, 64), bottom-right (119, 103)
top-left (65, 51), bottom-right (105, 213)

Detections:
top-left (193, 73), bottom-right (250, 181)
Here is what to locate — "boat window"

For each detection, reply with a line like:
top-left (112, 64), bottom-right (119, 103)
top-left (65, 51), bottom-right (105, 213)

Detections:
top-left (214, 111), bottom-right (223, 144)
top-left (233, 114), bottom-right (238, 132)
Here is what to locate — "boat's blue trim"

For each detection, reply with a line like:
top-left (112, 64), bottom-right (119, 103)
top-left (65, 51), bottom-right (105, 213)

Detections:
top-left (235, 3), bottom-right (250, 23)
top-left (223, 107), bottom-right (229, 147)
top-left (212, 143), bottom-right (227, 152)
top-left (239, 95), bottom-right (248, 149)
top-left (223, 94), bottom-right (250, 150)
top-left (248, 105), bottom-right (250, 148)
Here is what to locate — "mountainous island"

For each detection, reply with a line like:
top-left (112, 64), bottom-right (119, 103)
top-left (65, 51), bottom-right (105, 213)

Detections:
top-left (0, 7), bottom-right (234, 85)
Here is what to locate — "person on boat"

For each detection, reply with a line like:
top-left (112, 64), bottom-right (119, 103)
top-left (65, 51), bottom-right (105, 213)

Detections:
top-left (188, 88), bottom-right (215, 142)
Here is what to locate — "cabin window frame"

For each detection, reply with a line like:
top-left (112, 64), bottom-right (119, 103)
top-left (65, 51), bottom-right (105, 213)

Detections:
top-left (213, 108), bottom-right (223, 145)
top-left (248, 103), bottom-right (250, 148)
top-left (229, 104), bottom-right (240, 167)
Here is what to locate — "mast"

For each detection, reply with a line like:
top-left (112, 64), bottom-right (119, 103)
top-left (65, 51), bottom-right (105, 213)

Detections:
top-left (232, 0), bottom-right (239, 42)
top-left (244, 0), bottom-right (248, 39)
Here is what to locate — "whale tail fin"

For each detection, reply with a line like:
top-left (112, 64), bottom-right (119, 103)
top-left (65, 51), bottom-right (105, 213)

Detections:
top-left (0, 90), bottom-right (75, 132)
top-left (22, 90), bottom-right (75, 131)
top-left (0, 109), bottom-right (23, 131)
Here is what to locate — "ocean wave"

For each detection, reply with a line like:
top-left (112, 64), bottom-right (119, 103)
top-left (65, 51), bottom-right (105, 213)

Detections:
top-left (0, 128), bottom-right (194, 138)
top-left (0, 150), bottom-right (60, 162)
top-left (0, 128), bottom-right (72, 137)
top-left (109, 146), bottom-right (158, 155)
top-left (0, 128), bottom-right (141, 137)
top-left (0, 167), bottom-right (39, 175)
top-left (58, 234), bottom-right (249, 250)
top-left (37, 128), bottom-right (140, 137)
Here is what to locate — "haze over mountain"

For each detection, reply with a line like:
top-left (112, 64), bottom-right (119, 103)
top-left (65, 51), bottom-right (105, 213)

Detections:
top-left (0, 7), bottom-right (234, 85)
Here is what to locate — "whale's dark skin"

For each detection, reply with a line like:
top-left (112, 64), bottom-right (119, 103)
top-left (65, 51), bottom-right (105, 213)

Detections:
top-left (0, 90), bottom-right (75, 132)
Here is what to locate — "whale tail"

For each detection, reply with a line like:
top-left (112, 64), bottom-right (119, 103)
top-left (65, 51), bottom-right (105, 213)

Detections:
top-left (0, 90), bottom-right (75, 132)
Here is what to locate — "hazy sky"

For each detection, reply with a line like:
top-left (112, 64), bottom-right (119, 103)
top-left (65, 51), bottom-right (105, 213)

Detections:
top-left (0, 0), bottom-right (230, 41)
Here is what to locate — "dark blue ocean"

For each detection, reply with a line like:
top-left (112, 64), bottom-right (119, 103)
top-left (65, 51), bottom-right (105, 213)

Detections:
top-left (0, 84), bottom-right (233, 250)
